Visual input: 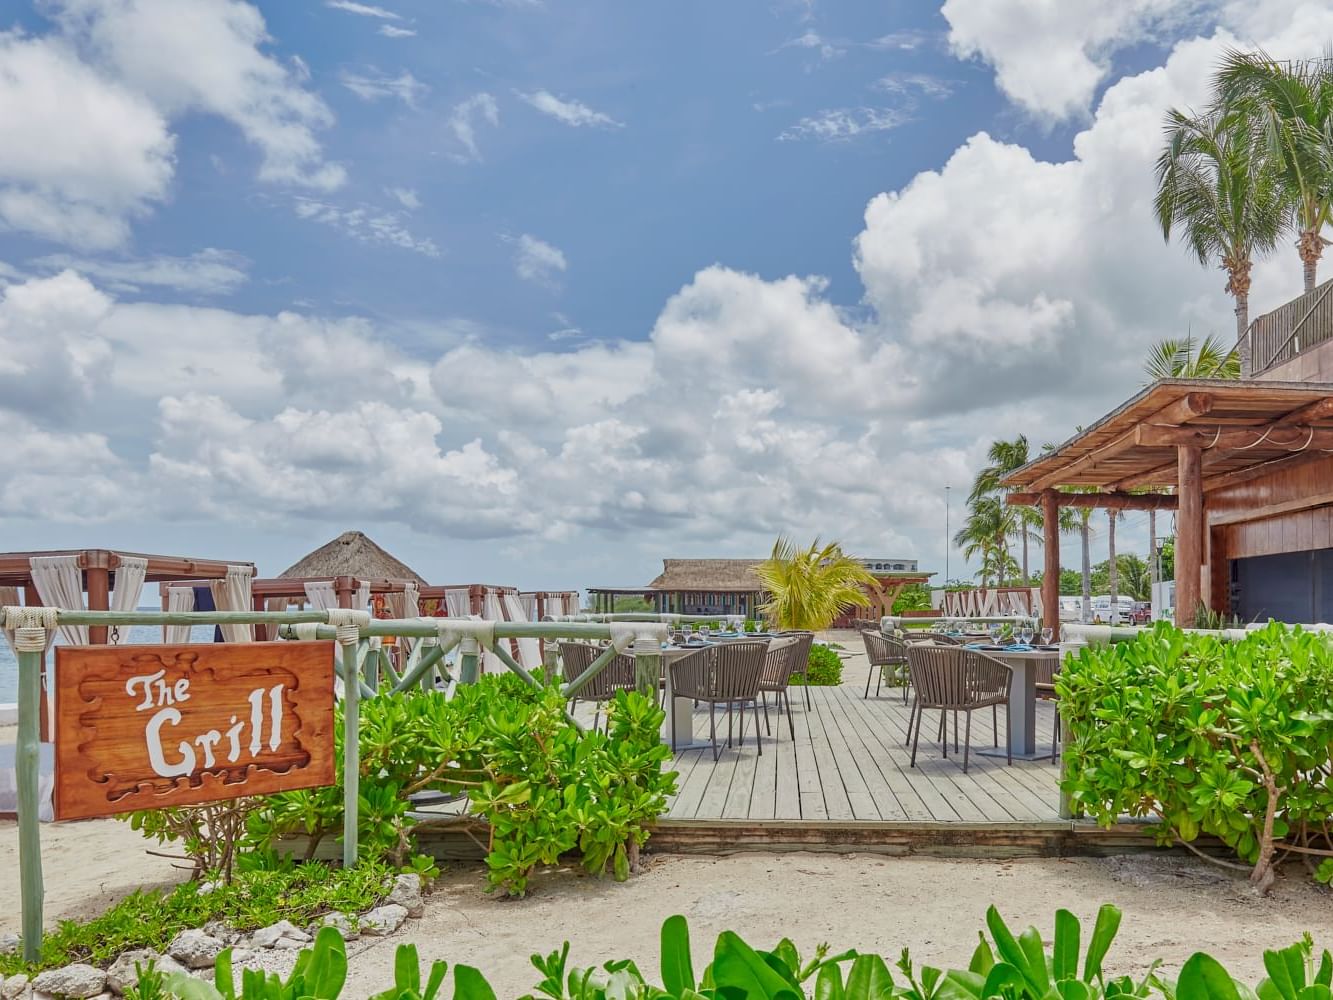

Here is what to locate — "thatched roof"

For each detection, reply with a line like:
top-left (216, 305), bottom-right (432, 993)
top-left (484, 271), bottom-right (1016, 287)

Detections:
top-left (647, 559), bottom-right (764, 592)
top-left (279, 531), bottom-right (428, 584)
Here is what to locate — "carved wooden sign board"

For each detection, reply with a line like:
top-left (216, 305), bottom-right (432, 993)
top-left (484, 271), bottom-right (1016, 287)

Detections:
top-left (54, 642), bottom-right (337, 821)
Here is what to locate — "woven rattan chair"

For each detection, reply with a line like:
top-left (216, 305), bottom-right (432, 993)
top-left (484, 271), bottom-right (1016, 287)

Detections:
top-left (776, 631), bottom-right (815, 708)
top-left (1034, 657), bottom-right (1061, 762)
top-left (558, 641), bottom-right (636, 732)
top-left (861, 628), bottom-right (909, 701)
top-left (668, 640), bottom-right (768, 760)
top-left (757, 636), bottom-right (801, 741)
top-left (905, 644), bottom-right (1012, 773)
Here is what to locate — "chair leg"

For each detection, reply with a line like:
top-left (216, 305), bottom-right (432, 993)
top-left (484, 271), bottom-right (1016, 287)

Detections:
top-left (785, 691), bottom-right (796, 741)
top-left (939, 711), bottom-right (948, 759)
top-left (876, 663), bottom-right (884, 697)
top-left (910, 707), bottom-right (924, 768)
top-left (1052, 705), bottom-right (1060, 763)
top-left (738, 702), bottom-right (746, 747)
top-left (710, 702), bottom-right (719, 762)
top-left (670, 694), bottom-right (678, 752)
top-left (804, 683), bottom-right (810, 709)
top-left (953, 711), bottom-right (960, 753)
top-left (864, 664), bottom-right (872, 698)
top-left (904, 697), bottom-right (917, 747)
top-left (992, 704), bottom-right (998, 747)
top-left (963, 711), bottom-right (973, 774)
top-left (1006, 705), bottom-right (1013, 767)
top-left (727, 701), bottom-right (734, 747)
top-left (762, 692), bottom-right (772, 736)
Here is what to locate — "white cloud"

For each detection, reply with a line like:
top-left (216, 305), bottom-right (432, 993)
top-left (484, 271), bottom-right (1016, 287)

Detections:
top-left (778, 107), bottom-right (911, 142)
top-left (0, 31), bottom-right (174, 248)
top-left (326, 0), bottom-right (401, 18)
top-left (378, 25), bottom-right (416, 38)
top-left (941, 0), bottom-right (1217, 121)
top-left (448, 92), bottom-right (499, 162)
top-left (340, 68), bottom-right (426, 106)
top-left (30, 249), bottom-right (250, 295)
top-left (49, 0), bottom-right (346, 191)
top-left (511, 234), bottom-right (567, 287)
top-left (519, 90), bottom-right (622, 129)
top-left (775, 31), bottom-right (843, 60)
top-left (293, 198), bottom-right (439, 256)
top-left (877, 72), bottom-right (954, 100)
top-left (385, 187), bottom-right (421, 210)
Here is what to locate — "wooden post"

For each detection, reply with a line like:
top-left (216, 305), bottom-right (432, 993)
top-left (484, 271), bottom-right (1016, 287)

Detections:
top-left (1041, 490), bottom-right (1061, 642)
top-left (86, 564), bottom-right (110, 645)
top-left (252, 593), bottom-right (268, 642)
top-left (336, 576), bottom-right (354, 610)
top-left (1176, 445), bottom-right (1203, 626)
top-left (17, 643), bottom-right (44, 961)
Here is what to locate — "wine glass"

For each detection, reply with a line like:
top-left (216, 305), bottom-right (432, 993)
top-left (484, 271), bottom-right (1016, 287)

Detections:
top-left (987, 622), bottom-right (1001, 644)
top-left (1041, 627), bottom-right (1054, 646)
top-left (1019, 623), bottom-right (1034, 646)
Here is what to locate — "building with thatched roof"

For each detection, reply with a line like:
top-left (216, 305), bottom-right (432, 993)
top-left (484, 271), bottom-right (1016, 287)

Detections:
top-left (588, 557), bottom-right (933, 621)
top-left (278, 530), bottom-right (427, 584)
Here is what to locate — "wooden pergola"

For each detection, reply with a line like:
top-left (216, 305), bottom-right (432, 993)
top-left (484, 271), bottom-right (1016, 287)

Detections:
top-left (1002, 379), bottom-right (1333, 632)
top-left (0, 549), bottom-right (251, 644)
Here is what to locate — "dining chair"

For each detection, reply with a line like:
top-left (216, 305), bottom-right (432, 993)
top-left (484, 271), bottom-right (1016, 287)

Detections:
top-left (668, 640), bottom-right (768, 760)
top-left (558, 641), bottom-right (636, 732)
top-left (757, 636), bottom-right (800, 741)
top-left (905, 644), bottom-right (1012, 773)
top-left (773, 630), bottom-right (815, 709)
top-left (1033, 656), bottom-right (1061, 762)
top-left (860, 629), bottom-right (909, 701)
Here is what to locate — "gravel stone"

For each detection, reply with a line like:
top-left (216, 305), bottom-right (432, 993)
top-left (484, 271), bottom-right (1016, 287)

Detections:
top-left (317, 913), bottom-right (359, 940)
top-left (386, 874), bottom-right (424, 918)
top-left (250, 920), bottom-right (312, 949)
top-left (106, 949), bottom-right (188, 995)
top-left (32, 964), bottom-right (107, 999)
top-left (358, 903), bottom-right (408, 936)
top-left (1, 974), bottom-right (28, 1000)
top-left (167, 929), bottom-right (225, 970)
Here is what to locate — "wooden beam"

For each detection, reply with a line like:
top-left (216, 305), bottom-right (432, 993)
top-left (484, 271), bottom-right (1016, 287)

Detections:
top-left (1175, 446), bottom-right (1203, 627)
top-left (1041, 490), bottom-right (1061, 642)
top-left (1137, 423), bottom-right (1333, 450)
top-left (1201, 448), bottom-right (1333, 493)
top-left (1021, 392), bottom-right (1214, 492)
top-left (1007, 491), bottom-right (1177, 510)
top-left (86, 564), bottom-right (110, 644)
top-left (1275, 396), bottom-right (1333, 425)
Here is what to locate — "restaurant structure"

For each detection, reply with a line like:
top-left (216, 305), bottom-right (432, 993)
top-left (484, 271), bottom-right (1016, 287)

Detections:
top-left (1004, 281), bottom-right (1333, 630)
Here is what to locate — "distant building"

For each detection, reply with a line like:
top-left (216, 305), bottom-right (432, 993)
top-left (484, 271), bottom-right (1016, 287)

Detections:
top-left (587, 557), bottom-right (934, 624)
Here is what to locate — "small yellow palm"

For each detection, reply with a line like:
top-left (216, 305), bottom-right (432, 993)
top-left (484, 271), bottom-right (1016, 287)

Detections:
top-left (757, 537), bottom-right (877, 631)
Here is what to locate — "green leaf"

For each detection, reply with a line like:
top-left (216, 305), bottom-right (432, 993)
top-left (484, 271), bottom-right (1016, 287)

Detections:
top-left (396, 943), bottom-right (422, 995)
top-left (843, 955), bottom-right (893, 1000)
top-left (213, 947), bottom-right (235, 1000)
top-left (1178, 953), bottom-right (1244, 1000)
top-left (712, 931), bottom-right (802, 1000)
top-left (423, 960), bottom-right (450, 1000)
top-left (661, 916), bottom-right (697, 996)
top-left (162, 972), bottom-right (224, 1000)
top-left (1084, 905), bottom-right (1123, 983)
top-left (1053, 910), bottom-right (1080, 982)
top-left (815, 963), bottom-right (846, 1000)
top-left (1264, 945), bottom-right (1306, 1000)
top-left (981, 963), bottom-right (1027, 1000)
top-left (454, 964), bottom-right (499, 1000)
top-left (307, 926), bottom-right (349, 1000)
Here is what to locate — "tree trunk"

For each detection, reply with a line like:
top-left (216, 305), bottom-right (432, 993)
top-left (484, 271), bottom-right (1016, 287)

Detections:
top-left (1149, 509), bottom-right (1158, 597)
top-left (1080, 520), bottom-right (1092, 624)
top-left (1235, 289), bottom-right (1251, 376)
top-left (1107, 511), bottom-right (1118, 621)
top-left (1299, 228), bottom-right (1323, 294)
top-left (1021, 528), bottom-right (1029, 587)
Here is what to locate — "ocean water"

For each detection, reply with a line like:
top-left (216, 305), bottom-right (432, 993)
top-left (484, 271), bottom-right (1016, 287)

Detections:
top-left (0, 622), bottom-right (218, 704)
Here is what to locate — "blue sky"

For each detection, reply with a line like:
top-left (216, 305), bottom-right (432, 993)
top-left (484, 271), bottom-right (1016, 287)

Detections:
top-left (0, 0), bottom-right (1328, 591)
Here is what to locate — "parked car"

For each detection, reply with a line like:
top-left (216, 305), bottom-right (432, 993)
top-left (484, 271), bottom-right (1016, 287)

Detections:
top-left (1090, 596), bottom-right (1134, 625)
top-left (1131, 601), bottom-right (1152, 624)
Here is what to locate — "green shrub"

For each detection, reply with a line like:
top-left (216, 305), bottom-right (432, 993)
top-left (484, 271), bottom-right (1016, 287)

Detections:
top-left (790, 644), bottom-right (843, 686)
top-left (0, 862), bottom-right (393, 975)
top-left (137, 903), bottom-right (1333, 1000)
top-left (1059, 621), bottom-right (1333, 891)
top-left (226, 675), bottom-right (675, 896)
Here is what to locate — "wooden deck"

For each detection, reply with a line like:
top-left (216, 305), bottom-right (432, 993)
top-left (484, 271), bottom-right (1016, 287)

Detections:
top-left (664, 675), bottom-right (1062, 824)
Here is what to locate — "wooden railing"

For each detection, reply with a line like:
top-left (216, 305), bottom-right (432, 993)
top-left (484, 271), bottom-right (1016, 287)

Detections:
top-left (1247, 278), bottom-right (1333, 376)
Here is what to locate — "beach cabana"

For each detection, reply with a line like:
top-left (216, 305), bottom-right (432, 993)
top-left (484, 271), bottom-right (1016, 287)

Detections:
top-left (418, 583), bottom-right (543, 671)
top-left (519, 590), bottom-right (580, 619)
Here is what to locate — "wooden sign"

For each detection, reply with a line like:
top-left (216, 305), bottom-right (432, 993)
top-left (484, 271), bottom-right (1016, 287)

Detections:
top-left (54, 642), bottom-right (336, 821)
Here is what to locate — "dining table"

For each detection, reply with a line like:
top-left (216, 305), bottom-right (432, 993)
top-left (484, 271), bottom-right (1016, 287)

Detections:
top-left (965, 645), bottom-right (1062, 760)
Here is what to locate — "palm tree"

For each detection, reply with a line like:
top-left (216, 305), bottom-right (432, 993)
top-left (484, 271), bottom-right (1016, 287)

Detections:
top-left (954, 495), bottom-right (1014, 587)
top-left (1216, 50), bottom-right (1333, 292)
top-left (1073, 506), bottom-right (1094, 623)
top-left (1107, 508), bottom-right (1122, 616)
top-left (970, 435), bottom-right (1039, 584)
top-left (756, 537), bottom-right (877, 631)
top-left (1143, 333), bottom-right (1241, 383)
top-left (1154, 105), bottom-right (1286, 367)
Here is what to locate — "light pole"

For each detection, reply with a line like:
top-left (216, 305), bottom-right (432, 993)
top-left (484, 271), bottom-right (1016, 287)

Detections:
top-left (944, 485), bottom-right (951, 585)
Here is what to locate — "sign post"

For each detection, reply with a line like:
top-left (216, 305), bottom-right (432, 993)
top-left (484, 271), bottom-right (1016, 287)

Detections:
top-left (17, 641), bottom-right (45, 963)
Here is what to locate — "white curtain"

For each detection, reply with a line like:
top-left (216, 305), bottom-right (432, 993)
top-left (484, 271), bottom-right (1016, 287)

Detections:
top-left (385, 583), bottom-right (420, 655)
top-left (354, 580), bottom-right (370, 612)
top-left (501, 593), bottom-right (542, 669)
top-left (444, 588), bottom-right (469, 617)
top-left (109, 556), bottom-right (147, 645)
top-left (303, 581), bottom-right (337, 611)
top-left (482, 591), bottom-right (504, 674)
top-left (29, 554), bottom-right (88, 646)
top-left (165, 586), bottom-right (195, 643)
top-left (520, 593), bottom-right (537, 619)
top-left (209, 564), bottom-right (254, 642)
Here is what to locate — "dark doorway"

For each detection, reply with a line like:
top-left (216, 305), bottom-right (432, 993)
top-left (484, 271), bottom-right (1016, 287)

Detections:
top-left (1231, 549), bottom-right (1333, 624)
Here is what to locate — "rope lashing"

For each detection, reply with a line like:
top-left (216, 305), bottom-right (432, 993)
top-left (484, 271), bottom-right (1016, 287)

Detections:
top-left (609, 622), bottom-right (638, 651)
top-left (325, 608), bottom-right (371, 646)
top-left (3, 606), bottom-right (58, 652)
top-left (288, 623), bottom-right (323, 641)
top-left (434, 618), bottom-right (494, 650)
